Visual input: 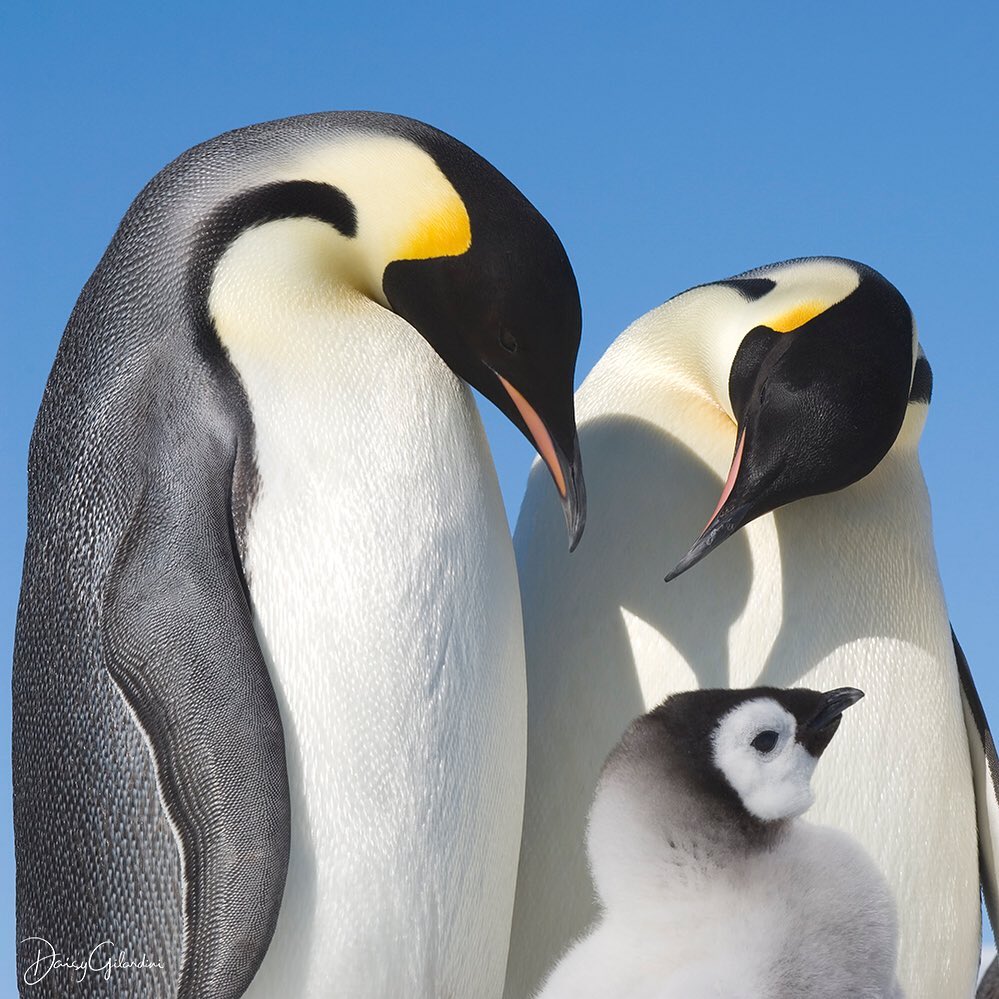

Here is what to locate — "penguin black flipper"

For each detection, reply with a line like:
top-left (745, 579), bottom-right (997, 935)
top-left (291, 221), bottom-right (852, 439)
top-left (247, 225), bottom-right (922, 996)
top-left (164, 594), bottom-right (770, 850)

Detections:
top-left (953, 629), bottom-right (999, 935)
top-left (102, 440), bottom-right (290, 999)
top-left (980, 956), bottom-right (999, 999)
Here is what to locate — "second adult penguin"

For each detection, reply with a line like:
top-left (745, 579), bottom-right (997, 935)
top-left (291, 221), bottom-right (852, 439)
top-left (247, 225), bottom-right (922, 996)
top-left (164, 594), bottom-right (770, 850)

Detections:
top-left (536, 686), bottom-right (903, 999)
top-left (14, 112), bottom-right (585, 999)
top-left (507, 257), bottom-right (998, 999)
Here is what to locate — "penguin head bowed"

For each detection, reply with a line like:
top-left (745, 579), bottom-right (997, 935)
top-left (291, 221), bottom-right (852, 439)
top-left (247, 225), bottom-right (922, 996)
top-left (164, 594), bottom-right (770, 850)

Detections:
top-left (378, 128), bottom-right (585, 546)
top-left (198, 114), bottom-right (585, 547)
top-left (663, 257), bottom-right (925, 581)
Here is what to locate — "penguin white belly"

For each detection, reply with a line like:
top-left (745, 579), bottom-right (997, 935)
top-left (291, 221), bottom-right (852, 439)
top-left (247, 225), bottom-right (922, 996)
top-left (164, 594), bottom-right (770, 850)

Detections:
top-left (509, 350), bottom-right (977, 999)
top-left (229, 294), bottom-right (526, 999)
top-left (729, 464), bottom-right (978, 999)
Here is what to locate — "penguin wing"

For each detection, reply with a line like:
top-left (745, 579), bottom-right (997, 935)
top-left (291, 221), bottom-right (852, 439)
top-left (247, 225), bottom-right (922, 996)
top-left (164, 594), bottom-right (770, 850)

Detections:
top-left (980, 956), bottom-right (999, 999)
top-left (954, 628), bottom-right (999, 933)
top-left (102, 454), bottom-right (290, 999)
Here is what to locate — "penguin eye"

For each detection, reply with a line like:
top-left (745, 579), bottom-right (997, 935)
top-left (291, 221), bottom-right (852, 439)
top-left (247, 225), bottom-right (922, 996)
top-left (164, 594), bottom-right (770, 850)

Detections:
top-left (751, 730), bottom-right (779, 754)
top-left (499, 330), bottom-right (519, 353)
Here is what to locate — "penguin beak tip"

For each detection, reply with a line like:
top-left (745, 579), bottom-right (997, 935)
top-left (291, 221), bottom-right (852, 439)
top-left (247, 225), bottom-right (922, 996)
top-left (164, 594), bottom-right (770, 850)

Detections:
top-left (561, 459), bottom-right (586, 552)
top-left (664, 503), bottom-right (753, 584)
top-left (494, 372), bottom-right (585, 549)
top-left (805, 687), bottom-right (866, 734)
top-left (664, 545), bottom-right (703, 584)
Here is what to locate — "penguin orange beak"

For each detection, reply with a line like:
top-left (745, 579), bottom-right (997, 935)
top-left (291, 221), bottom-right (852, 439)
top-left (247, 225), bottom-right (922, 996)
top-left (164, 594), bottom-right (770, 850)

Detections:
top-left (498, 374), bottom-right (586, 551)
top-left (664, 430), bottom-right (751, 583)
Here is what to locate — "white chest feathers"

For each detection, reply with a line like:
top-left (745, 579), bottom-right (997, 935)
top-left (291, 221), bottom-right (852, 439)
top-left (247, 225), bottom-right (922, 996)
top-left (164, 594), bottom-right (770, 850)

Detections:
top-left (211, 236), bottom-right (527, 998)
top-left (539, 807), bottom-right (902, 999)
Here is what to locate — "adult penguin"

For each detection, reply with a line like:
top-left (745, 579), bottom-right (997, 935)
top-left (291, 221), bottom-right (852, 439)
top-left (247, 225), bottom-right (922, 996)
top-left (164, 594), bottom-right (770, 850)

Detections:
top-left (506, 257), bottom-right (997, 999)
top-left (13, 111), bottom-right (584, 999)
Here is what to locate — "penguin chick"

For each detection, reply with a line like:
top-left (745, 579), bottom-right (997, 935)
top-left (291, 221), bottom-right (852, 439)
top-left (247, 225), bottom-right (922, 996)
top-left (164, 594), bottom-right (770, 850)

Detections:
top-left (536, 687), bottom-right (903, 999)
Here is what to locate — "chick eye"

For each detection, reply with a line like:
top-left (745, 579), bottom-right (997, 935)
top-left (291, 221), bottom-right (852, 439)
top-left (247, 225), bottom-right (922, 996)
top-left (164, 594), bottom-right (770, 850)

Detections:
top-left (751, 730), bottom-right (779, 754)
top-left (499, 330), bottom-right (519, 353)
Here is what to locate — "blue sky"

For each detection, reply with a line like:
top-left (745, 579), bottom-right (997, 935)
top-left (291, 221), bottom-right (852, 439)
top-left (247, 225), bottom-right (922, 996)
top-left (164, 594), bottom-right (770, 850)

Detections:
top-left (3, 0), bottom-right (997, 978)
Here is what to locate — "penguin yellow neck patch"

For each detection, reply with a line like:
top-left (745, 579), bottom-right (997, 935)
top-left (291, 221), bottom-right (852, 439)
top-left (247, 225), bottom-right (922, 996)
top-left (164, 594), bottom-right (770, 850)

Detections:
top-left (768, 300), bottom-right (826, 333)
top-left (396, 194), bottom-right (471, 261)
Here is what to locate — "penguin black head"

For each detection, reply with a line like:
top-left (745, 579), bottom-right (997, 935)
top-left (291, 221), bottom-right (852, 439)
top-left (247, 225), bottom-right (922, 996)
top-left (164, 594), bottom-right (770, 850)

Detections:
top-left (193, 112), bottom-right (586, 547)
top-left (381, 128), bottom-right (585, 547)
top-left (618, 685), bottom-right (864, 825)
top-left (664, 257), bottom-right (922, 581)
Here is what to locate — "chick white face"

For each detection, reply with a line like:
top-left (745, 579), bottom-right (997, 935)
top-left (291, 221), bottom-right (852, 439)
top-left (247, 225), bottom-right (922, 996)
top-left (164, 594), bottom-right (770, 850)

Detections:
top-left (711, 698), bottom-right (817, 822)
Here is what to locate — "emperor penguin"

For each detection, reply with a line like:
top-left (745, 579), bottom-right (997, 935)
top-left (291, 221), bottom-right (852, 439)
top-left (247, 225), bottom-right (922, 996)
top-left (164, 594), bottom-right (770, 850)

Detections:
top-left (13, 111), bottom-right (585, 999)
top-left (506, 257), bottom-right (999, 999)
top-left (536, 686), bottom-right (904, 999)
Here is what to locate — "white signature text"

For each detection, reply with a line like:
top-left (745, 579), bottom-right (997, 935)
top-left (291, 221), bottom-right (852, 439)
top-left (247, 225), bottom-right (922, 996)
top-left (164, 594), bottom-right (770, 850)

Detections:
top-left (21, 936), bottom-right (165, 986)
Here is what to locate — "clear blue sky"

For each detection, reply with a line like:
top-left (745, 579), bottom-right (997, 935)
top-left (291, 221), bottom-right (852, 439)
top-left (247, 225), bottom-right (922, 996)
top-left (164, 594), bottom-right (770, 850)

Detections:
top-left (3, 0), bottom-right (997, 978)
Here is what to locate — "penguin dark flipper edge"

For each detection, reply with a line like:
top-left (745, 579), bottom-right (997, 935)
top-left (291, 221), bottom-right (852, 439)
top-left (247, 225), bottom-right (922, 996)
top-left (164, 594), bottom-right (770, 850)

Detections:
top-left (15, 216), bottom-right (290, 997)
top-left (953, 630), bottom-right (999, 939)
top-left (103, 450), bottom-right (289, 998)
top-left (980, 958), bottom-right (999, 999)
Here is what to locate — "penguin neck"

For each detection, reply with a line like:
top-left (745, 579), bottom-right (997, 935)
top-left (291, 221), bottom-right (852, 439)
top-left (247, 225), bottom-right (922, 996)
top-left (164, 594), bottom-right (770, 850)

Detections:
top-left (205, 213), bottom-right (484, 529)
top-left (207, 215), bottom-right (390, 346)
top-left (587, 768), bottom-right (786, 915)
top-left (204, 211), bottom-right (474, 423)
top-left (894, 398), bottom-right (928, 452)
top-left (593, 290), bottom-right (747, 425)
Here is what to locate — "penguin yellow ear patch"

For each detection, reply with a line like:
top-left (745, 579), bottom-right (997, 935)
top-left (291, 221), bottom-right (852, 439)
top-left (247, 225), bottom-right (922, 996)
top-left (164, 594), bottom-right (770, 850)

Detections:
top-left (768, 300), bottom-right (827, 333)
top-left (396, 194), bottom-right (472, 261)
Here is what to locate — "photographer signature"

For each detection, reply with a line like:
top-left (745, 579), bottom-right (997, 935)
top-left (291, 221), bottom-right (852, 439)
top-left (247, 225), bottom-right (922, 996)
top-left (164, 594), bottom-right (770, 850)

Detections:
top-left (21, 936), bottom-right (165, 986)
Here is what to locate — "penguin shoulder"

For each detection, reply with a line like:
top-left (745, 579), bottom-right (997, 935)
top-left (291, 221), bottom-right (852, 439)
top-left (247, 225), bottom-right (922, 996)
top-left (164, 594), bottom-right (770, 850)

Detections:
top-left (764, 821), bottom-right (901, 996)
top-left (777, 821), bottom-right (898, 927)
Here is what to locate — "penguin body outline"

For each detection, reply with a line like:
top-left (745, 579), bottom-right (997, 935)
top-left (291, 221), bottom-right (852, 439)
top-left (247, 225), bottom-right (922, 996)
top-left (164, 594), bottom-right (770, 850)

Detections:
top-left (14, 111), bottom-right (584, 999)
top-left (507, 257), bottom-right (992, 998)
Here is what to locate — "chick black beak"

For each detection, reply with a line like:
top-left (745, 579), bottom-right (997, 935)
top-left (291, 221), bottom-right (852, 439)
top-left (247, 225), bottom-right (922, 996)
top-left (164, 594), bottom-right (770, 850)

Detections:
top-left (798, 687), bottom-right (865, 758)
top-left (804, 687), bottom-right (866, 734)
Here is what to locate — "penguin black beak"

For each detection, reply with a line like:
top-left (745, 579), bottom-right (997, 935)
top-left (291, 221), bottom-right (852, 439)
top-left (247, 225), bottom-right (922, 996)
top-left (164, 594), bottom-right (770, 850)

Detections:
top-left (664, 502), bottom-right (752, 583)
top-left (804, 687), bottom-right (865, 733)
top-left (799, 687), bottom-right (865, 757)
top-left (556, 432), bottom-right (586, 552)
top-left (664, 430), bottom-right (751, 583)
top-left (497, 373), bottom-right (586, 551)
